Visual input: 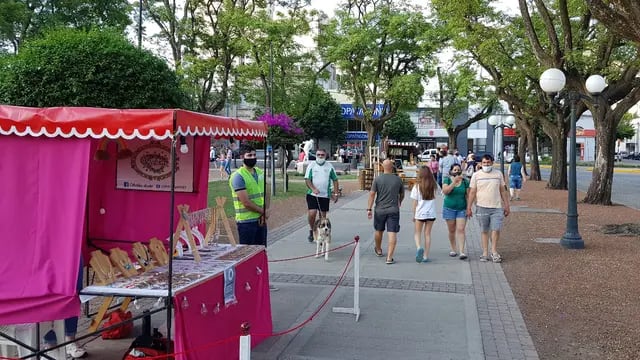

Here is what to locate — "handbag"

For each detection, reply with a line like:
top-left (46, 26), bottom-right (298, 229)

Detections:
top-left (101, 309), bottom-right (133, 340)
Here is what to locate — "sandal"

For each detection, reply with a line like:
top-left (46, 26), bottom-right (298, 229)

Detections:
top-left (479, 255), bottom-right (490, 262)
top-left (385, 258), bottom-right (395, 265)
top-left (492, 253), bottom-right (502, 263)
top-left (374, 248), bottom-right (384, 257)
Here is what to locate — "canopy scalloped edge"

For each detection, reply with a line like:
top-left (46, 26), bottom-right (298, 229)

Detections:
top-left (0, 125), bottom-right (268, 140)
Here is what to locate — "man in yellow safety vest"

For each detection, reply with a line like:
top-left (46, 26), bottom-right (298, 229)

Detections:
top-left (229, 145), bottom-right (270, 245)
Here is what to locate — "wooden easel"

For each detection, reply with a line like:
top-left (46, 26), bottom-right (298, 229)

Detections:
top-left (89, 250), bottom-right (133, 333)
top-left (174, 205), bottom-right (202, 262)
top-left (214, 197), bottom-right (237, 246)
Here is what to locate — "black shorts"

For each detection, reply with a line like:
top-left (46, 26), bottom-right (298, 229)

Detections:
top-left (306, 194), bottom-right (330, 212)
top-left (373, 211), bottom-right (400, 232)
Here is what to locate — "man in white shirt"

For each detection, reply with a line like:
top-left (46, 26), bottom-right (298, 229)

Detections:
top-left (304, 149), bottom-right (340, 242)
top-left (466, 154), bottom-right (510, 263)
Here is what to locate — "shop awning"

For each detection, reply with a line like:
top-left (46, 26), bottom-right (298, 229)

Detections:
top-left (0, 105), bottom-right (267, 140)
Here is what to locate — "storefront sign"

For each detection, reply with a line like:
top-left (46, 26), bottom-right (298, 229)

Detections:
top-left (341, 104), bottom-right (386, 119)
top-left (345, 131), bottom-right (368, 141)
top-left (116, 138), bottom-right (194, 192)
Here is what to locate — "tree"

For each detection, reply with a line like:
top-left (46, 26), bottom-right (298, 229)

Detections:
top-left (0, 0), bottom-right (131, 53)
top-left (382, 112), bottom-right (416, 142)
top-left (433, 63), bottom-right (497, 149)
top-left (616, 112), bottom-right (636, 140)
top-left (587, 0), bottom-right (640, 44)
top-left (429, 1), bottom-right (547, 184)
top-left (296, 88), bottom-right (346, 146)
top-left (0, 29), bottom-right (185, 108)
top-left (318, 0), bottom-right (440, 166)
top-left (518, 0), bottom-right (640, 204)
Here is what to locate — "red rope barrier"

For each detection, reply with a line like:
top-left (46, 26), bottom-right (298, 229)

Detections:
top-left (268, 240), bottom-right (356, 263)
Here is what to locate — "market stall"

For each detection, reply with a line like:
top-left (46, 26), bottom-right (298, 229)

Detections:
top-left (0, 105), bottom-right (270, 359)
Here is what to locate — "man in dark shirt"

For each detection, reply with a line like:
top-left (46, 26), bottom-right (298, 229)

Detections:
top-left (367, 159), bottom-right (405, 264)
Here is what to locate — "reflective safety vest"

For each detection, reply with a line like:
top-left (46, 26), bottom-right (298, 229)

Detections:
top-left (229, 167), bottom-right (265, 222)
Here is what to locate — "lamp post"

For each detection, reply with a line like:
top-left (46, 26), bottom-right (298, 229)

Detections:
top-left (488, 114), bottom-right (515, 176)
top-left (539, 68), bottom-right (607, 249)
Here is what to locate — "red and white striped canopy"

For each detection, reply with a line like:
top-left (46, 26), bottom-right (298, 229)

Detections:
top-left (0, 105), bottom-right (267, 140)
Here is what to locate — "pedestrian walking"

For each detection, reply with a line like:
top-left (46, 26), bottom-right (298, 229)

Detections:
top-left (428, 154), bottom-right (439, 184)
top-left (226, 147), bottom-right (233, 173)
top-left (439, 149), bottom-right (460, 187)
top-left (304, 149), bottom-right (340, 242)
top-left (466, 154), bottom-right (510, 263)
top-left (209, 146), bottom-right (217, 168)
top-left (410, 166), bottom-right (437, 263)
top-left (464, 153), bottom-right (476, 179)
top-left (367, 159), bottom-right (405, 264)
top-left (507, 154), bottom-right (526, 200)
top-left (442, 163), bottom-right (470, 260)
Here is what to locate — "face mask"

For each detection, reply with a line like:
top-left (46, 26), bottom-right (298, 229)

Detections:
top-left (316, 158), bottom-right (326, 165)
top-left (482, 165), bottom-right (493, 173)
top-left (243, 158), bottom-right (257, 168)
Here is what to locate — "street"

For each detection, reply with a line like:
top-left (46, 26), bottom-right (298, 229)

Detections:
top-left (539, 162), bottom-right (640, 210)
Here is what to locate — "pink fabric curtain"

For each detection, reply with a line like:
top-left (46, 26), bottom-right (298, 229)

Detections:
top-left (86, 136), bottom-right (209, 252)
top-left (0, 136), bottom-right (90, 325)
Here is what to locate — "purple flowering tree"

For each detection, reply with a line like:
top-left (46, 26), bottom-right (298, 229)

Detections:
top-left (258, 113), bottom-right (304, 148)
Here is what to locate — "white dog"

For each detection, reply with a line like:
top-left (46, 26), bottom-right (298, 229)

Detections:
top-left (313, 217), bottom-right (332, 261)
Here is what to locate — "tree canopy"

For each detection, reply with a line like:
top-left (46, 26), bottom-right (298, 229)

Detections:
top-left (0, 29), bottom-right (185, 108)
top-left (382, 112), bottom-right (417, 142)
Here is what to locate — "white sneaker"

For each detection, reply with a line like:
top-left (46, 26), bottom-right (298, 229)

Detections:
top-left (65, 342), bottom-right (87, 359)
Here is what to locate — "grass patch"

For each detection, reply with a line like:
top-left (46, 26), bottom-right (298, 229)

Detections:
top-left (208, 181), bottom-right (309, 218)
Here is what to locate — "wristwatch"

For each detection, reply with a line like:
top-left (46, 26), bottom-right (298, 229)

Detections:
top-left (367, 209), bottom-right (372, 212)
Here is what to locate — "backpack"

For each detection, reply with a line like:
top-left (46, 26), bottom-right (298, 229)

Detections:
top-left (101, 309), bottom-right (133, 340)
top-left (465, 162), bottom-right (475, 177)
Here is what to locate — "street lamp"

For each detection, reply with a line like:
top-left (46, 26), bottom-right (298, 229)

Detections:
top-left (539, 68), bottom-right (607, 249)
top-left (488, 114), bottom-right (516, 176)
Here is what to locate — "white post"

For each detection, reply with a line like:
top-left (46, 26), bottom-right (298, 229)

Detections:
top-left (332, 236), bottom-right (361, 321)
top-left (239, 322), bottom-right (251, 360)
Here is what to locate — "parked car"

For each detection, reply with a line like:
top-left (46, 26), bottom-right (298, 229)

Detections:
top-left (417, 149), bottom-right (439, 161)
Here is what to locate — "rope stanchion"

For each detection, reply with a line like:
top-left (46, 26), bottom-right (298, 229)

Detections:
top-left (268, 239), bottom-right (356, 263)
top-left (332, 235), bottom-right (361, 321)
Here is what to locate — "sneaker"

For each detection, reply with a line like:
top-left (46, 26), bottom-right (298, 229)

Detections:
top-left (307, 230), bottom-right (314, 243)
top-left (449, 251), bottom-right (458, 257)
top-left (415, 247), bottom-right (424, 263)
top-left (492, 253), bottom-right (503, 263)
top-left (66, 342), bottom-right (87, 359)
top-left (479, 255), bottom-right (490, 262)
top-left (459, 253), bottom-right (468, 260)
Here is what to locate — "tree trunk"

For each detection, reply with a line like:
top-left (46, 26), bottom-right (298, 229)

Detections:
top-left (364, 120), bottom-right (381, 169)
top-left (517, 131), bottom-right (527, 174)
top-left (448, 131), bottom-right (457, 150)
top-left (583, 112), bottom-right (617, 205)
top-left (547, 131), bottom-right (567, 189)
top-left (524, 125), bottom-right (542, 181)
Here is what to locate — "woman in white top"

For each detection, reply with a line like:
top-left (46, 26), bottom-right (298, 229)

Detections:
top-left (410, 166), bottom-right (437, 263)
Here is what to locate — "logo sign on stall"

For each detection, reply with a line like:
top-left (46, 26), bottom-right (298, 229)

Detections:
top-left (116, 138), bottom-right (194, 192)
top-left (345, 131), bottom-right (368, 141)
top-left (341, 104), bottom-right (386, 119)
top-left (223, 266), bottom-right (237, 306)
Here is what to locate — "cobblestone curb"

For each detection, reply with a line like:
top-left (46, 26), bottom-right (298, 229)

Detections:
top-left (465, 217), bottom-right (539, 360)
top-left (269, 273), bottom-right (473, 294)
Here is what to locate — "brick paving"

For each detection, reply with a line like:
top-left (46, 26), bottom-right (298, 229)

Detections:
top-left (464, 218), bottom-right (539, 360)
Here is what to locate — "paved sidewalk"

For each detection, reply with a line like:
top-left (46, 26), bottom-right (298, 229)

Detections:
top-left (254, 190), bottom-right (539, 360)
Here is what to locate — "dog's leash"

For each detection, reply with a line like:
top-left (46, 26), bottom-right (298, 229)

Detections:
top-left (315, 195), bottom-right (326, 220)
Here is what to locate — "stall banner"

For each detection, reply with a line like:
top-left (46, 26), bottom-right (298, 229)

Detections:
top-left (223, 266), bottom-right (237, 306)
top-left (116, 138), bottom-right (194, 192)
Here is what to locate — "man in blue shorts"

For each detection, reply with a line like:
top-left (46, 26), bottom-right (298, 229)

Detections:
top-left (305, 148), bottom-right (340, 242)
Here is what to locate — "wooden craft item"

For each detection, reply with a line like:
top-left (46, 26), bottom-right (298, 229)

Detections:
top-left (215, 197), bottom-right (237, 246)
top-left (149, 237), bottom-right (169, 266)
top-left (109, 247), bottom-right (138, 278)
top-left (132, 242), bottom-right (155, 272)
top-left (174, 204), bottom-right (202, 262)
top-left (89, 250), bottom-right (117, 285)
